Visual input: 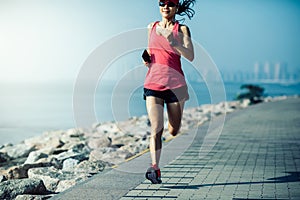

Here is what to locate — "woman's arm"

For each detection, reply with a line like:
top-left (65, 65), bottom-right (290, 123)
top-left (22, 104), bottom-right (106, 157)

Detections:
top-left (144, 22), bottom-right (154, 67)
top-left (171, 25), bottom-right (194, 62)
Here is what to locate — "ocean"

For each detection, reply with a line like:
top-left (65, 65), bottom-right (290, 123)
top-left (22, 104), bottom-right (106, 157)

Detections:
top-left (1, 81), bottom-right (299, 145)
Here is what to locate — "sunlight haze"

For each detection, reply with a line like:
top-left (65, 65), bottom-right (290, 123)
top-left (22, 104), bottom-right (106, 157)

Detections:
top-left (0, 0), bottom-right (299, 82)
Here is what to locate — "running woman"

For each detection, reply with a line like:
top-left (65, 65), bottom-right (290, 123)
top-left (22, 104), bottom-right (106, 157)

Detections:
top-left (143, 0), bottom-right (196, 184)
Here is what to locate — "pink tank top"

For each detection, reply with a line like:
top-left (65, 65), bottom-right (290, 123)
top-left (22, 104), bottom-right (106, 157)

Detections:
top-left (144, 21), bottom-right (187, 91)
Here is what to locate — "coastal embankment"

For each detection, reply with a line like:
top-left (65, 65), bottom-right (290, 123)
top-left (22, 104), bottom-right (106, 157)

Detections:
top-left (0, 96), bottom-right (295, 199)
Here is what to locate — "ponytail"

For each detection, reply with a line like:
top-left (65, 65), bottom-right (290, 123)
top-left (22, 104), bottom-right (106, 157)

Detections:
top-left (177, 0), bottom-right (196, 20)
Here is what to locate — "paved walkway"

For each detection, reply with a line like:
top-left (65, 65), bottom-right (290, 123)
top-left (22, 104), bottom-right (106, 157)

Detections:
top-left (53, 97), bottom-right (300, 200)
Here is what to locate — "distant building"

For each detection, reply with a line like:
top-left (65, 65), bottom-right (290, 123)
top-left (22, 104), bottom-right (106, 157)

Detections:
top-left (253, 62), bottom-right (260, 81)
top-left (263, 62), bottom-right (271, 80)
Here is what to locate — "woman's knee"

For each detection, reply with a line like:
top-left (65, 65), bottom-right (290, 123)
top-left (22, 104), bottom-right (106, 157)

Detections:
top-left (148, 119), bottom-right (164, 138)
top-left (150, 125), bottom-right (164, 137)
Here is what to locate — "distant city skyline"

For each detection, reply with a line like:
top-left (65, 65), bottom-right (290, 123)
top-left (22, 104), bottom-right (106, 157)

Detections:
top-left (221, 61), bottom-right (300, 84)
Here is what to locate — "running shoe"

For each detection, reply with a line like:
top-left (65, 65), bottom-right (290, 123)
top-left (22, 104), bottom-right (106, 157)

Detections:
top-left (145, 167), bottom-right (162, 184)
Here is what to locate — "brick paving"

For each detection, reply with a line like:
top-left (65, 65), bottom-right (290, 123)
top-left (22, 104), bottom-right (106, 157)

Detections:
top-left (53, 98), bottom-right (300, 200)
top-left (120, 98), bottom-right (300, 200)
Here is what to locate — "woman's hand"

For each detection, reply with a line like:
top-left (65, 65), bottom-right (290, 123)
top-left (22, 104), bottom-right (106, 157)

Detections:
top-left (156, 25), bottom-right (194, 62)
top-left (172, 25), bottom-right (194, 62)
top-left (143, 61), bottom-right (150, 67)
top-left (142, 49), bottom-right (151, 67)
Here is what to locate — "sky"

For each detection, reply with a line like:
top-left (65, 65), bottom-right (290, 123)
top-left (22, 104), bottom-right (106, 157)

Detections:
top-left (0, 0), bottom-right (299, 83)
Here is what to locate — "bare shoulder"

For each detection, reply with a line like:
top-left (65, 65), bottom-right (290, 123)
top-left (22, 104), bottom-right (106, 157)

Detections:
top-left (179, 24), bottom-right (192, 37)
top-left (147, 22), bottom-right (156, 29)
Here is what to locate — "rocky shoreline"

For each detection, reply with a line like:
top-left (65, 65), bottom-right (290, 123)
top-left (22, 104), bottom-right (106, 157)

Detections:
top-left (0, 96), bottom-right (293, 199)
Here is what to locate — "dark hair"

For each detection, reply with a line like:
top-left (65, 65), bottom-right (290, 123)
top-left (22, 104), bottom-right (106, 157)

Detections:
top-left (177, 0), bottom-right (196, 20)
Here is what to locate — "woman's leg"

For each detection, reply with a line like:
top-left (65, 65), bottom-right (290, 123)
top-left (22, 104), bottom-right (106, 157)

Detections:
top-left (166, 100), bottom-right (185, 136)
top-left (146, 96), bottom-right (164, 167)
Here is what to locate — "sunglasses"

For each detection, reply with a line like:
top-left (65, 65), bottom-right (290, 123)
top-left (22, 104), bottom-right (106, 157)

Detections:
top-left (159, 1), bottom-right (177, 7)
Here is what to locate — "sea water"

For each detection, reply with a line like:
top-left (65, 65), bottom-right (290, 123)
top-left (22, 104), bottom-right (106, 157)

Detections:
top-left (1, 81), bottom-right (299, 145)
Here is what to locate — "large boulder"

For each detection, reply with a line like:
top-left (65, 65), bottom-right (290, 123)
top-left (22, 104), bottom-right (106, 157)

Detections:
top-left (24, 151), bottom-right (49, 164)
top-left (24, 131), bottom-right (64, 150)
top-left (28, 167), bottom-right (61, 192)
top-left (0, 178), bottom-right (48, 200)
top-left (28, 166), bottom-right (92, 193)
top-left (0, 143), bottom-right (35, 159)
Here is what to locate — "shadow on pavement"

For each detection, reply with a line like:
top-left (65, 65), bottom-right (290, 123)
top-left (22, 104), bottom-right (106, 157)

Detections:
top-left (162, 171), bottom-right (300, 189)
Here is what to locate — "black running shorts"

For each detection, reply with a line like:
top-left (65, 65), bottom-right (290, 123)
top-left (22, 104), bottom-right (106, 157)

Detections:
top-left (143, 86), bottom-right (189, 103)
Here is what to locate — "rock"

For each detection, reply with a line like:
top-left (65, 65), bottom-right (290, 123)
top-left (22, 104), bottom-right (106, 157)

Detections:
top-left (59, 129), bottom-right (85, 145)
top-left (200, 104), bottom-right (213, 114)
top-left (81, 131), bottom-right (94, 139)
top-left (213, 101), bottom-right (235, 115)
top-left (227, 101), bottom-right (240, 109)
top-left (28, 166), bottom-right (91, 193)
top-left (0, 152), bottom-right (10, 163)
top-left (263, 96), bottom-right (273, 102)
top-left (62, 159), bottom-right (79, 171)
top-left (51, 143), bottom-right (87, 157)
top-left (88, 150), bottom-right (104, 162)
top-left (96, 122), bottom-right (120, 134)
top-left (15, 194), bottom-right (54, 200)
top-left (6, 165), bottom-right (29, 179)
top-left (65, 128), bottom-right (85, 138)
top-left (89, 149), bottom-right (133, 165)
top-left (28, 167), bottom-right (60, 192)
top-left (74, 160), bottom-right (106, 174)
top-left (119, 141), bottom-right (148, 156)
top-left (48, 158), bottom-right (63, 169)
top-left (25, 151), bottom-right (48, 164)
top-left (111, 135), bottom-right (138, 147)
top-left (87, 136), bottom-right (112, 149)
top-left (70, 143), bottom-right (88, 153)
top-left (55, 179), bottom-right (76, 193)
top-left (241, 99), bottom-right (251, 108)
top-left (24, 132), bottom-right (64, 150)
top-left (0, 143), bottom-right (13, 150)
top-left (51, 148), bottom-right (68, 155)
top-left (116, 120), bottom-right (148, 136)
top-left (0, 178), bottom-right (48, 200)
top-left (54, 149), bottom-right (88, 163)
top-left (89, 148), bottom-right (117, 162)
top-left (0, 143), bottom-right (35, 159)
top-left (272, 95), bottom-right (288, 101)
